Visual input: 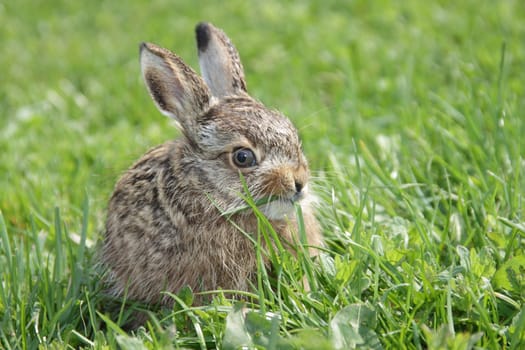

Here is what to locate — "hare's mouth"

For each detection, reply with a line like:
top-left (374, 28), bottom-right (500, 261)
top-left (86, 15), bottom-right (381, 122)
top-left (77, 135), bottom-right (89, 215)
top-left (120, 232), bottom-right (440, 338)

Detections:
top-left (257, 191), bottom-right (308, 220)
top-left (259, 199), bottom-right (295, 220)
top-left (221, 194), bottom-right (302, 219)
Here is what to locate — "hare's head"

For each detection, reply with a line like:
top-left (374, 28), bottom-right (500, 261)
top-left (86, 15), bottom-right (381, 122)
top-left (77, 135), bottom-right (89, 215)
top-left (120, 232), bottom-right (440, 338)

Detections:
top-left (140, 23), bottom-right (311, 219)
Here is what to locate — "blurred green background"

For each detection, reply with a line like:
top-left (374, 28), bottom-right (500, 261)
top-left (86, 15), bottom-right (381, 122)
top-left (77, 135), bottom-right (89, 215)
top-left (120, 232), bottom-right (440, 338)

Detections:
top-left (2, 0), bottom-right (523, 235)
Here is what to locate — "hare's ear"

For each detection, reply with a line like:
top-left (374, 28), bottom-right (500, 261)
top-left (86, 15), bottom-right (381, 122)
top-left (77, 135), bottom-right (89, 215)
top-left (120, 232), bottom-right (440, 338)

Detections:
top-left (195, 22), bottom-right (247, 98)
top-left (140, 42), bottom-right (211, 131)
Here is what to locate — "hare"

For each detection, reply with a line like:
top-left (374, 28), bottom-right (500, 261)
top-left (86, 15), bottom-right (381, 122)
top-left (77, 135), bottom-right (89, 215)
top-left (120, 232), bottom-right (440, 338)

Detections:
top-left (102, 22), bottom-right (322, 306)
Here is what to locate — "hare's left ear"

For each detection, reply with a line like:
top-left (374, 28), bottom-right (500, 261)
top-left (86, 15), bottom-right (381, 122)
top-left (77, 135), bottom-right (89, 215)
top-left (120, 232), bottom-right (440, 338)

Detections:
top-left (195, 22), bottom-right (247, 98)
top-left (140, 42), bottom-right (211, 135)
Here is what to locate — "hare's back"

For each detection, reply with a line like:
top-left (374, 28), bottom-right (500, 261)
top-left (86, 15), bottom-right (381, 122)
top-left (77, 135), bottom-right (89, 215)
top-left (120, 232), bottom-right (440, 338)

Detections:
top-left (103, 142), bottom-right (189, 296)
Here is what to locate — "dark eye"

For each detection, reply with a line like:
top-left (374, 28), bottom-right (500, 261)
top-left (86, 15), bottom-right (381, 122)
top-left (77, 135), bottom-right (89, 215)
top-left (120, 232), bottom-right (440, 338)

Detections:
top-left (232, 148), bottom-right (257, 168)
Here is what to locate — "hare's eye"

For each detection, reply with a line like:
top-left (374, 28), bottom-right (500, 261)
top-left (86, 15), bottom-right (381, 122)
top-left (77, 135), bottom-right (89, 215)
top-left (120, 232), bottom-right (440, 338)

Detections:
top-left (232, 148), bottom-right (257, 168)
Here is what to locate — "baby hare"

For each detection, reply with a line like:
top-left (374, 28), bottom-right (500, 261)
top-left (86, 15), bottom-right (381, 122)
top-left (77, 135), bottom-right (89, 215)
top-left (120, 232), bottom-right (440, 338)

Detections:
top-left (102, 22), bottom-right (322, 306)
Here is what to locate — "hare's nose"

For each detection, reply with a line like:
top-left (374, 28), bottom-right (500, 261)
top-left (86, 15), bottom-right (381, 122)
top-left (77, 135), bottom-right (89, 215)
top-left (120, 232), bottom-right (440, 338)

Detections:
top-left (294, 180), bottom-right (303, 194)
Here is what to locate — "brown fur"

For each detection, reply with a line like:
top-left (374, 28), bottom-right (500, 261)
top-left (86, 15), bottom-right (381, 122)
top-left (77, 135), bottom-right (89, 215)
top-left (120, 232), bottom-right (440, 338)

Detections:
top-left (101, 22), bottom-right (322, 307)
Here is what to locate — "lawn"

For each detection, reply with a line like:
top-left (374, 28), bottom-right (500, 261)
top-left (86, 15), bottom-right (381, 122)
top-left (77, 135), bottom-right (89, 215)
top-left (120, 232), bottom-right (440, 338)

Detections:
top-left (1, 0), bottom-right (524, 348)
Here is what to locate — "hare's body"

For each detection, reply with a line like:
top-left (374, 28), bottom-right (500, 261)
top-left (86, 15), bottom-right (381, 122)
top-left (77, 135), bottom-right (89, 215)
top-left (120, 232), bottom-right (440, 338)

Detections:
top-left (102, 23), bottom-right (321, 306)
top-left (105, 141), bottom-right (258, 304)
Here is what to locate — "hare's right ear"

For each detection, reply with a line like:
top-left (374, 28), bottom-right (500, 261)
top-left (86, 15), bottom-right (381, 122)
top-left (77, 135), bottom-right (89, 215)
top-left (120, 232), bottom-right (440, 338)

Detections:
top-left (195, 22), bottom-right (247, 98)
top-left (140, 42), bottom-right (212, 131)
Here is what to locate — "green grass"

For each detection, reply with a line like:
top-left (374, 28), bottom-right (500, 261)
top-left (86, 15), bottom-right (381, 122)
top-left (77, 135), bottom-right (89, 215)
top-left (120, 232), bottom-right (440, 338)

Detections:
top-left (1, 0), bottom-right (524, 348)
